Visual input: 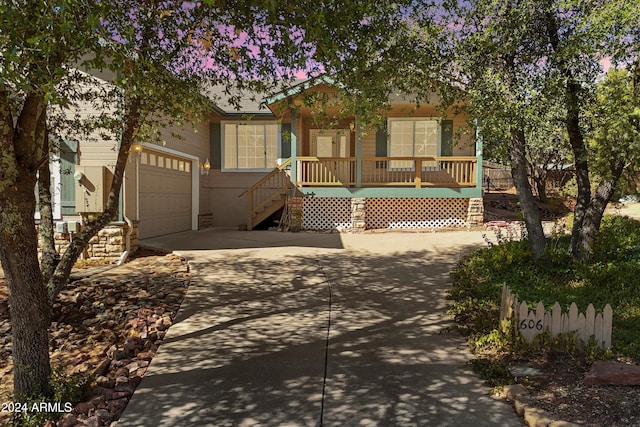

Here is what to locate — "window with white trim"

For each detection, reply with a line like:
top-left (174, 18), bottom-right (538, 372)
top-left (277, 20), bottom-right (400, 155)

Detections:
top-left (223, 122), bottom-right (279, 170)
top-left (388, 118), bottom-right (440, 169)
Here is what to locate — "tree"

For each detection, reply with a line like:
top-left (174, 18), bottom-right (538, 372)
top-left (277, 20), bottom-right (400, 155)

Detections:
top-left (0, 0), bottom-right (104, 398)
top-left (441, 0), bottom-right (639, 260)
top-left (0, 0), bottom-right (417, 403)
top-left (443, 0), bottom-right (549, 257)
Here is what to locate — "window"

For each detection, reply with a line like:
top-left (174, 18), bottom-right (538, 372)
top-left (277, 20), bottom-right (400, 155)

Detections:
top-left (223, 122), bottom-right (279, 170)
top-left (388, 119), bottom-right (440, 169)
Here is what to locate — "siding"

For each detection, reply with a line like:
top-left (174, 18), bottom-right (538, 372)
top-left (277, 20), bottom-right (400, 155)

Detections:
top-left (206, 170), bottom-right (270, 227)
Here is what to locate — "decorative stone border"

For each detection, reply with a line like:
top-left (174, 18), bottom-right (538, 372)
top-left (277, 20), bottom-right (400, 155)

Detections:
top-left (497, 385), bottom-right (581, 427)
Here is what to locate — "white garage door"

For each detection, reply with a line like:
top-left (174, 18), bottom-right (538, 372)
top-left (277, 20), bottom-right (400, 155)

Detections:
top-left (138, 151), bottom-right (192, 239)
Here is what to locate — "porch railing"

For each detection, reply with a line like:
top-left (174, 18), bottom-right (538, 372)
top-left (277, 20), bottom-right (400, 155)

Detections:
top-left (241, 158), bottom-right (293, 229)
top-left (295, 156), bottom-right (477, 188)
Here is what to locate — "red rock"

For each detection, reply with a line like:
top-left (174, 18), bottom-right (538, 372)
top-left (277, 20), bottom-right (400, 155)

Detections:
top-left (102, 388), bottom-right (115, 400)
top-left (57, 413), bottom-right (77, 427)
top-left (125, 361), bottom-right (140, 373)
top-left (84, 415), bottom-right (101, 427)
top-left (109, 390), bottom-right (132, 400)
top-left (74, 401), bottom-right (95, 414)
top-left (584, 361), bottom-right (640, 386)
top-left (107, 397), bottom-right (128, 417)
top-left (136, 350), bottom-right (154, 361)
top-left (96, 375), bottom-right (115, 388)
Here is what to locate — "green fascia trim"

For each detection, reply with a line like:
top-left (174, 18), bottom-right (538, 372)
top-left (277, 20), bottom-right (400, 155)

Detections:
top-left (263, 76), bottom-right (338, 105)
top-left (298, 187), bottom-right (482, 198)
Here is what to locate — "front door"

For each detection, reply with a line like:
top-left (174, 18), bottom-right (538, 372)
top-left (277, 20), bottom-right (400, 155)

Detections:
top-left (310, 130), bottom-right (351, 184)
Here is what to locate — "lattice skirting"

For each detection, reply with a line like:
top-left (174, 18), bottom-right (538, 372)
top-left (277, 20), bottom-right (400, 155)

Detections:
top-left (366, 198), bottom-right (469, 229)
top-left (300, 197), bottom-right (471, 230)
top-left (302, 198), bottom-right (352, 230)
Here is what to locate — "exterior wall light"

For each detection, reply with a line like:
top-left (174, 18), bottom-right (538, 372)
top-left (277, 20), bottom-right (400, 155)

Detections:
top-left (131, 142), bottom-right (143, 160)
top-left (201, 158), bottom-right (211, 175)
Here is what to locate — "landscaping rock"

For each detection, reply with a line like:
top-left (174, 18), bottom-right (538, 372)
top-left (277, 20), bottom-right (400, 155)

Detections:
top-left (0, 250), bottom-right (189, 427)
top-left (584, 361), bottom-right (640, 386)
top-left (74, 401), bottom-right (95, 414)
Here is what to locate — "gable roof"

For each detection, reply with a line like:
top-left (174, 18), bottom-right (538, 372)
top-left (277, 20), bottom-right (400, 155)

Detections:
top-left (205, 79), bottom-right (310, 116)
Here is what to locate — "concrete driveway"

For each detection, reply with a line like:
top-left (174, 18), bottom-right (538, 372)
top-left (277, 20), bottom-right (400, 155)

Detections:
top-left (117, 229), bottom-right (522, 426)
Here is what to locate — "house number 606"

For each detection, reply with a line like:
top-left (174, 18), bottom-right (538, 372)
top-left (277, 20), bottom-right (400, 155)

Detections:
top-left (520, 319), bottom-right (543, 331)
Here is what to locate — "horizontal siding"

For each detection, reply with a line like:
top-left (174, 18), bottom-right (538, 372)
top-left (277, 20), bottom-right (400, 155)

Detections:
top-left (453, 116), bottom-right (474, 156)
top-left (361, 131), bottom-right (377, 157)
top-left (204, 170), bottom-right (274, 227)
top-left (157, 121), bottom-right (210, 161)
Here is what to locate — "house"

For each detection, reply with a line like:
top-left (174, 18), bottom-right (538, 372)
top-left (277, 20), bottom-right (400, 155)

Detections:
top-left (207, 78), bottom-right (484, 231)
top-left (48, 77), bottom-right (483, 259)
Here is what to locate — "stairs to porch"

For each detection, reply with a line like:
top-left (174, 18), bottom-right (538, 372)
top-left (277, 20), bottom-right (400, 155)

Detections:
top-left (242, 159), bottom-right (295, 230)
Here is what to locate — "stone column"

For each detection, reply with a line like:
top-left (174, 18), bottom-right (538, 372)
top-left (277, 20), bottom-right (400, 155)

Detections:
top-left (351, 198), bottom-right (366, 232)
top-left (287, 196), bottom-right (303, 231)
top-left (467, 197), bottom-right (484, 226)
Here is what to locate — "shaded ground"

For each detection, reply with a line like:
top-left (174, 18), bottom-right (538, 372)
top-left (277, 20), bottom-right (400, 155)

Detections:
top-left (118, 231), bottom-right (521, 427)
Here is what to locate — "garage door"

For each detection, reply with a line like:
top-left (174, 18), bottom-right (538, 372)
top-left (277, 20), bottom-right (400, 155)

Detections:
top-left (138, 150), bottom-right (192, 239)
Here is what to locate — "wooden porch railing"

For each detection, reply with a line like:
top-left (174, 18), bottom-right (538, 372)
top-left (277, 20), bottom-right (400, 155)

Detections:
top-left (295, 156), bottom-right (477, 188)
top-left (241, 158), bottom-right (293, 229)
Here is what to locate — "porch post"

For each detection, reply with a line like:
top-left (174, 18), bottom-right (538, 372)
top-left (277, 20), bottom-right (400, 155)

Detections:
top-left (290, 108), bottom-right (298, 186)
top-left (355, 115), bottom-right (362, 187)
top-left (475, 118), bottom-right (483, 190)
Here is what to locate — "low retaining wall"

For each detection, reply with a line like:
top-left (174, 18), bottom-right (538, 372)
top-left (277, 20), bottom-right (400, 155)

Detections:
top-left (44, 222), bottom-right (138, 262)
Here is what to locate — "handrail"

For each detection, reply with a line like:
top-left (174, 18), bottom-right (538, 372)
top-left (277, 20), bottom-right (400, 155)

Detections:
top-left (238, 158), bottom-right (292, 198)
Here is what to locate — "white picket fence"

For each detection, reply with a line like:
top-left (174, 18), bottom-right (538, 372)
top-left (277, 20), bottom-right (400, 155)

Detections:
top-left (500, 285), bottom-right (613, 349)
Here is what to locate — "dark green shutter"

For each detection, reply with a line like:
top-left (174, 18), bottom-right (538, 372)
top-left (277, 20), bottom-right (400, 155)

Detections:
top-left (59, 139), bottom-right (78, 215)
top-left (280, 122), bottom-right (291, 158)
top-left (375, 125), bottom-right (388, 168)
top-left (440, 120), bottom-right (453, 156)
top-left (210, 122), bottom-right (221, 169)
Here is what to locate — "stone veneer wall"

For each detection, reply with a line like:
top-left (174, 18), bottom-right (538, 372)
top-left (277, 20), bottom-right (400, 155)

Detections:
top-left (50, 222), bottom-right (137, 261)
top-left (466, 198), bottom-right (484, 226)
top-left (198, 213), bottom-right (213, 229)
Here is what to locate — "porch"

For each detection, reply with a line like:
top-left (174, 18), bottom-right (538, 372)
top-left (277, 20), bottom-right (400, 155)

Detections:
top-left (244, 155), bottom-right (481, 230)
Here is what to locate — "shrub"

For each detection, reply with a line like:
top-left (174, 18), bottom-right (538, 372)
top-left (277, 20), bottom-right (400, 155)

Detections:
top-left (449, 216), bottom-right (640, 362)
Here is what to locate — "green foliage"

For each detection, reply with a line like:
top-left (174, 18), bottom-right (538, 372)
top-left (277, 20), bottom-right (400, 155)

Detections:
top-left (469, 358), bottom-right (513, 388)
top-left (585, 69), bottom-right (640, 193)
top-left (6, 366), bottom-right (90, 427)
top-left (450, 216), bottom-right (640, 360)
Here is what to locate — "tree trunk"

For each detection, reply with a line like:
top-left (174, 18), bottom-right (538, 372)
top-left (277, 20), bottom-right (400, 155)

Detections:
top-left (0, 174), bottom-right (52, 398)
top-left (574, 169), bottom-right (623, 261)
top-left (509, 128), bottom-right (546, 257)
top-left (543, 7), bottom-right (592, 259)
top-left (0, 91), bottom-right (52, 398)
top-left (565, 79), bottom-right (592, 259)
top-left (534, 175), bottom-right (548, 203)
top-left (38, 130), bottom-right (59, 282)
top-left (47, 94), bottom-right (142, 303)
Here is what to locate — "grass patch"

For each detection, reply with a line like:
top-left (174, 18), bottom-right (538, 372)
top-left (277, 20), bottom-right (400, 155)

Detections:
top-left (449, 216), bottom-right (640, 362)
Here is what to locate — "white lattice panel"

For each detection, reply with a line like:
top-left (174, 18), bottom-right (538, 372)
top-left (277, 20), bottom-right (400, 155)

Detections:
top-left (366, 198), bottom-right (469, 229)
top-left (302, 198), bottom-right (352, 230)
